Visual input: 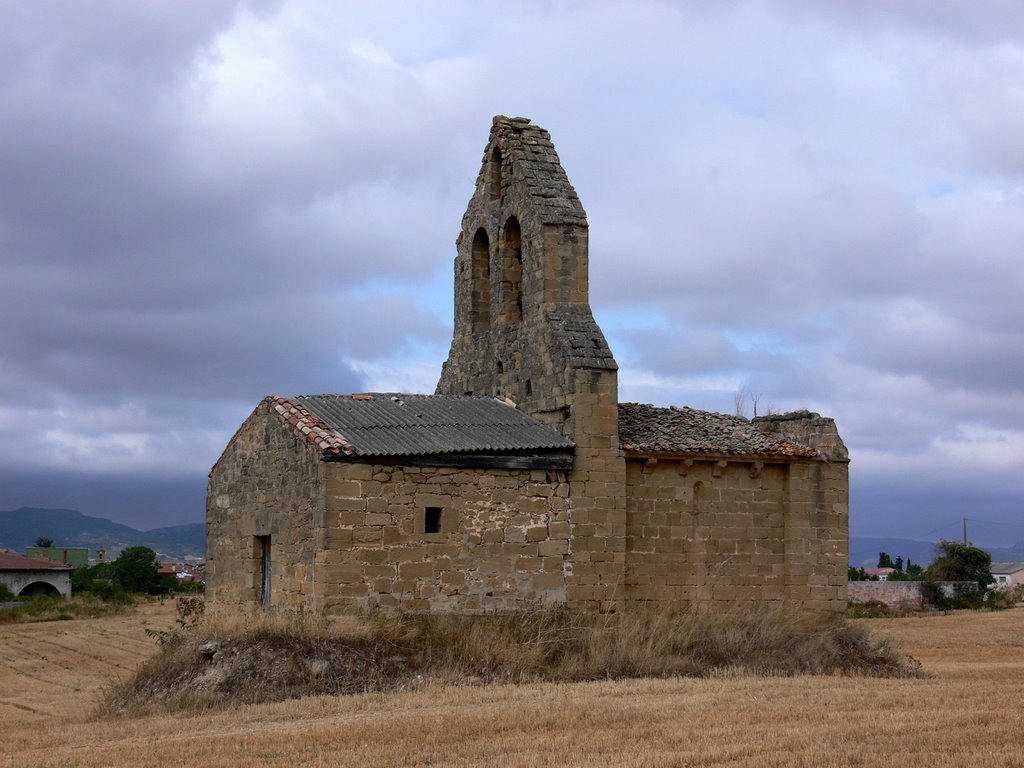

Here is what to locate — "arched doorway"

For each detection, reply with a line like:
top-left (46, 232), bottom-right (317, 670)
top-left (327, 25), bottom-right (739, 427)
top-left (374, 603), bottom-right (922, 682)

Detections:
top-left (18, 581), bottom-right (60, 598)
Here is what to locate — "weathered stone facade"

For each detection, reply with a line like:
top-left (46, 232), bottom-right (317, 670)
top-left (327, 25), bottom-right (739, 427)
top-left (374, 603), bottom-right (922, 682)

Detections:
top-left (207, 399), bottom-right (321, 611)
top-left (206, 116), bottom-right (849, 616)
top-left (435, 116), bottom-right (627, 611)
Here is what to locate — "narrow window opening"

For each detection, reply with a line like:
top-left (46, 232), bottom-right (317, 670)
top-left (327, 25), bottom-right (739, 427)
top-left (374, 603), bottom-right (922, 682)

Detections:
top-left (255, 535), bottom-right (271, 610)
top-left (471, 229), bottom-right (491, 333)
top-left (464, 390), bottom-right (473, 396)
top-left (424, 507), bottom-right (443, 534)
top-left (525, 379), bottom-right (532, 396)
top-left (501, 216), bottom-right (522, 325)
top-left (496, 360), bottom-right (504, 374)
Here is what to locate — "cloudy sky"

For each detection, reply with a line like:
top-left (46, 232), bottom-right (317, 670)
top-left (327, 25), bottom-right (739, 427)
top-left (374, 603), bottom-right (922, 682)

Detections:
top-left (1, 1), bottom-right (1022, 546)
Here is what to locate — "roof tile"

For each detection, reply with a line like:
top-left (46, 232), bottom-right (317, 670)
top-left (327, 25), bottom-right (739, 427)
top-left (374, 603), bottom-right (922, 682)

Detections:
top-left (0, 551), bottom-right (74, 571)
top-left (618, 403), bottom-right (818, 458)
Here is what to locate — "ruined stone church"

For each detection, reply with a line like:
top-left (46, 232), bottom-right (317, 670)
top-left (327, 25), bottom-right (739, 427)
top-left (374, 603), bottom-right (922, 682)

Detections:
top-left (206, 116), bottom-right (849, 615)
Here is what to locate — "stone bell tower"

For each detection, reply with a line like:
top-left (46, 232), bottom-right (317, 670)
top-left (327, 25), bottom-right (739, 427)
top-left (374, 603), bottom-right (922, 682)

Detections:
top-left (437, 116), bottom-right (626, 610)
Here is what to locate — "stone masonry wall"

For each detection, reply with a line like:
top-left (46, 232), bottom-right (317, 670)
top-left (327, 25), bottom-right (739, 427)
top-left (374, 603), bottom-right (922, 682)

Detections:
top-left (782, 458), bottom-right (849, 612)
top-left (435, 117), bottom-right (627, 613)
top-left (206, 400), bottom-right (322, 613)
top-left (624, 456), bottom-right (848, 612)
top-left (315, 461), bottom-right (571, 612)
top-left (847, 581), bottom-right (924, 609)
top-left (561, 367), bottom-right (627, 611)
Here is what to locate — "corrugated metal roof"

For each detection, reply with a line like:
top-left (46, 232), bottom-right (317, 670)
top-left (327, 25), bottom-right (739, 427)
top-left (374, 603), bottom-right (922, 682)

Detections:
top-left (619, 403), bottom-right (818, 458)
top-left (281, 393), bottom-right (574, 458)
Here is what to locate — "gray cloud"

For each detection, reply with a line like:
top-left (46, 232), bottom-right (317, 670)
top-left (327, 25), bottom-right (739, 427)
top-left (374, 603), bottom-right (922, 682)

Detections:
top-left (1, 1), bottom-right (1021, 542)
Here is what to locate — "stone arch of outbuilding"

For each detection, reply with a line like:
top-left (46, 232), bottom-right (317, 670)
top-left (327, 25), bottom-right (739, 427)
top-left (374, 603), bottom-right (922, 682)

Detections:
top-left (18, 580), bottom-right (62, 598)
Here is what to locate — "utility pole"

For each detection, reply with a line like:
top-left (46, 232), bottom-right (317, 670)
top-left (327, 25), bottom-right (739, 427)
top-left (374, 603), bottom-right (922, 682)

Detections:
top-left (963, 517), bottom-right (968, 545)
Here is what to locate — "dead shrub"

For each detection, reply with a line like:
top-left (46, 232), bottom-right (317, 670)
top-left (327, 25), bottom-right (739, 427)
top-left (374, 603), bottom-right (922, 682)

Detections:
top-left (97, 604), bottom-right (921, 717)
top-left (0, 594), bottom-right (134, 624)
top-left (847, 599), bottom-right (917, 619)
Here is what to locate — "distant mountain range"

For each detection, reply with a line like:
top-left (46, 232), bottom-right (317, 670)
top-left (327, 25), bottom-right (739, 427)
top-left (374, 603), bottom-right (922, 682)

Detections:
top-left (3, 506), bottom-right (1021, 568)
top-left (0, 507), bottom-right (204, 561)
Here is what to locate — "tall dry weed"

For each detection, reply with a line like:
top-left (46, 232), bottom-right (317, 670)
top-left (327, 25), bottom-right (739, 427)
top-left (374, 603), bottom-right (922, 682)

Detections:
top-left (98, 604), bottom-right (919, 717)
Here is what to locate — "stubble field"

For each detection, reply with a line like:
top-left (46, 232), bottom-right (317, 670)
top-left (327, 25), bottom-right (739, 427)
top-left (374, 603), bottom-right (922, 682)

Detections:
top-left (2, 601), bottom-right (1022, 768)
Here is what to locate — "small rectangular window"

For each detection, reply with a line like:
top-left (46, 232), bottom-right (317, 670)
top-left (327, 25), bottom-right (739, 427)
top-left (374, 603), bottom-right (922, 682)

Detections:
top-left (525, 379), bottom-right (532, 396)
top-left (424, 507), bottom-right (443, 534)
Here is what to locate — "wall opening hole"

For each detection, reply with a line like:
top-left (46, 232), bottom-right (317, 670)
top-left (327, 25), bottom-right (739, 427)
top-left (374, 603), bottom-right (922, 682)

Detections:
top-left (425, 507), bottom-right (443, 534)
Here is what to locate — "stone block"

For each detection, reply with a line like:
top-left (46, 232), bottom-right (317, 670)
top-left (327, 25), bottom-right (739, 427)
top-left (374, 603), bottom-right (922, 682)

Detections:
top-left (539, 539), bottom-right (571, 556)
top-left (399, 561), bottom-right (435, 579)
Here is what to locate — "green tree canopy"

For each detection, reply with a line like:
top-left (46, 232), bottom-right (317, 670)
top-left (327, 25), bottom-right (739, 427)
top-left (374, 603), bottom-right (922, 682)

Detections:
top-left (112, 546), bottom-right (164, 594)
top-left (927, 540), bottom-right (994, 587)
top-left (34, 536), bottom-right (54, 548)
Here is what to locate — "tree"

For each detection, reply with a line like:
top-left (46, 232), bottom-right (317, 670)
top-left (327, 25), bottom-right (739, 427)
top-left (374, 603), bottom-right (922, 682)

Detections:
top-left (894, 555), bottom-right (904, 572)
top-left (112, 546), bottom-right (164, 594)
top-left (34, 536), bottom-right (54, 548)
top-left (71, 562), bottom-right (126, 602)
top-left (927, 540), bottom-right (993, 587)
top-left (877, 552), bottom-right (894, 569)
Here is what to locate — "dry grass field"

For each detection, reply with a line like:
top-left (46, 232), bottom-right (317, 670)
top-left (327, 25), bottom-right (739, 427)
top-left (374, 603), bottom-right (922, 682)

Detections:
top-left (3, 601), bottom-right (1023, 768)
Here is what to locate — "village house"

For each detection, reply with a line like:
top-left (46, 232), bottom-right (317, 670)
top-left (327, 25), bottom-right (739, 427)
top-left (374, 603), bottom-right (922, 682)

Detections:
top-left (206, 116), bottom-right (849, 615)
top-left (990, 562), bottom-right (1024, 590)
top-left (865, 567), bottom-right (899, 582)
top-left (0, 550), bottom-right (73, 599)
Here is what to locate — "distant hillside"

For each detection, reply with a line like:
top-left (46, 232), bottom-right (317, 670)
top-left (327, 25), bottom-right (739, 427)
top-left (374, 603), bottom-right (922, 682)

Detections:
top-left (0, 507), bottom-right (204, 561)
top-left (850, 536), bottom-right (1024, 569)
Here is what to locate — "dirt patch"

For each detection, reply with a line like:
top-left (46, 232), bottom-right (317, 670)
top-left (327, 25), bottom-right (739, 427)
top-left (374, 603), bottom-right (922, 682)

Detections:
top-left (0, 599), bottom-right (176, 724)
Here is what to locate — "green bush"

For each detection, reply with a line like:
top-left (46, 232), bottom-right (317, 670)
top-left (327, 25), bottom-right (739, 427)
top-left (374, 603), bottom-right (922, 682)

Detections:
top-left (921, 580), bottom-right (985, 610)
top-left (73, 547), bottom-right (173, 600)
top-left (926, 540), bottom-right (993, 587)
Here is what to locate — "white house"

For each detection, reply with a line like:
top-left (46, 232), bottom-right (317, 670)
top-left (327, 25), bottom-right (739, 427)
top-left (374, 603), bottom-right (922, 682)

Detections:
top-left (989, 562), bottom-right (1024, 589)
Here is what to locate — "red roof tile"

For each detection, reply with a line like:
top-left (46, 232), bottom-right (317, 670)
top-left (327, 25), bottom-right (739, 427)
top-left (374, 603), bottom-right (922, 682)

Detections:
top-left (0, 551), bottom-right (74, 571)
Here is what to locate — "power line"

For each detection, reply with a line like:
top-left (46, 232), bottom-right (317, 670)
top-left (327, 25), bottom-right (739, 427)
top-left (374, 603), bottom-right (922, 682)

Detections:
top-left (964, 517), bottom-right (1024, 530)
top-left (909, 517), bottom-right (1024, 542)
top-left (913, 520), bottom-right (964, 540)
